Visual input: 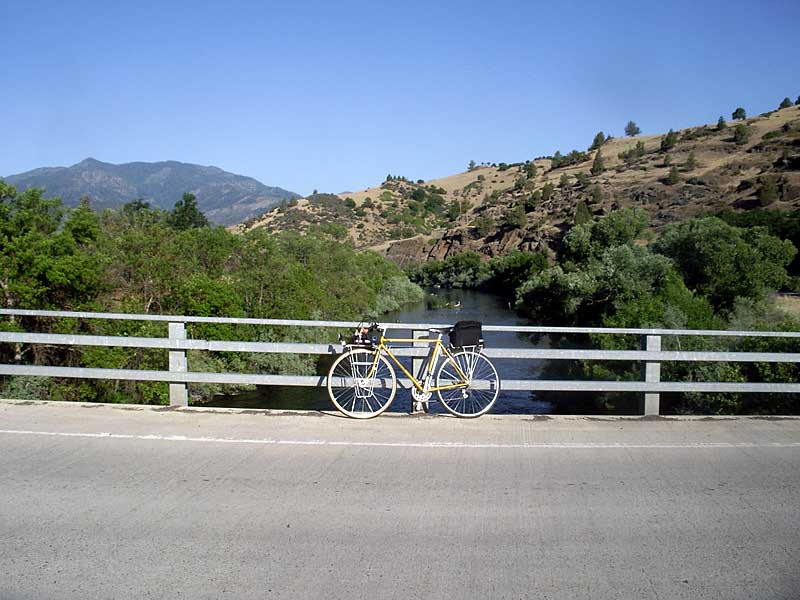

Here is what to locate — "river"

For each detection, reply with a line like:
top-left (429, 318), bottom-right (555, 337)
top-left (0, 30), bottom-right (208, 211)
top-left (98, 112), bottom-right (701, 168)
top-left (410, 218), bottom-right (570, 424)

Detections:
top-left (207, 289), bottom-right (552, 414)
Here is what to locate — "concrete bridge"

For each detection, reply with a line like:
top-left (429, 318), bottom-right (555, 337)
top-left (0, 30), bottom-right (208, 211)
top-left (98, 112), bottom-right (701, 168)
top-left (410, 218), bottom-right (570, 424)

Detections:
top-left (1, 399), bottom-right (798, 599)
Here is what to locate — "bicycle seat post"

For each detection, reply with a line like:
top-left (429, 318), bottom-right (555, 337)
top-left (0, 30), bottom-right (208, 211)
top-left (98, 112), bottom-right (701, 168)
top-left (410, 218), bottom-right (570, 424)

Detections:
top-left (411, 327), bottom-right (430, 414)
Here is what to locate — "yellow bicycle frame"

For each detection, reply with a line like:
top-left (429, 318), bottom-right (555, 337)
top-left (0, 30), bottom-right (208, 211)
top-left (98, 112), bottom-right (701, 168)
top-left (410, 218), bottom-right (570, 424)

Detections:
top-left (364, 332), bottom-right (472, 392)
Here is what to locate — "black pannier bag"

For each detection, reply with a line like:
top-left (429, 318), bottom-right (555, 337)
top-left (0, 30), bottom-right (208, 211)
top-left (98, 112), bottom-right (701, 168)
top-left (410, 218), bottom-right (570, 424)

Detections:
top-left (449, 320), bottom-right (483, 347)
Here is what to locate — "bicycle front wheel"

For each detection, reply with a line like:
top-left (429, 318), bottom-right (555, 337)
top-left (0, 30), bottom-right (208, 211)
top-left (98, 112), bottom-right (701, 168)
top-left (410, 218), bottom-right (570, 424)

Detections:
top-left (436, 349), bottom-right (500, 417)
top-left (327, 348), bottom-right (397, 418)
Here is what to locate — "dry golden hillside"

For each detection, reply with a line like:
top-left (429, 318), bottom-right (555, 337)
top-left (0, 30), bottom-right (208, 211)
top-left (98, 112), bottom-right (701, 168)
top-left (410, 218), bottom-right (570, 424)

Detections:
top-left (239, 105), bottom-right (800, 264)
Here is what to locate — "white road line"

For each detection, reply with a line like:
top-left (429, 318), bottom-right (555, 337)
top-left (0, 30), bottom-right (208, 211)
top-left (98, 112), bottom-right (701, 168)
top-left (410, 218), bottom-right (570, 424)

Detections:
top-left (1, 429), bottom-right (799, 449)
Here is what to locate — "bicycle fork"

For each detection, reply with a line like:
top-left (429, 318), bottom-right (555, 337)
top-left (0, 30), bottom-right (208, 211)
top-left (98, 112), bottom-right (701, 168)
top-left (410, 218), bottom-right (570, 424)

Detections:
top-left (348, 351), bottom-right (378, 399)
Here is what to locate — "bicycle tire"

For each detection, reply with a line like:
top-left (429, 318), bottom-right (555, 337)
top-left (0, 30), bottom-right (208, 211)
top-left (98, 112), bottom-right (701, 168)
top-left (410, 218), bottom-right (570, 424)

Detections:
top-left (327, 348), bottom-right (397, 418)
top-left (435, 349), bottom-right (500, 417)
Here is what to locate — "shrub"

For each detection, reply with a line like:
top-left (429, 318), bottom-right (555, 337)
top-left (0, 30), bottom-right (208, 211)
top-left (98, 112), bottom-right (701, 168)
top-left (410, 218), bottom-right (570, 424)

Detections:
top-left (757, 176), bottom-right (780, 206)
top-left (472, 214), bottom-right (495, 236)
top-left (574, 200), bottom-right (592, 225)
top-left (551, 150), bottom-right (590, 169)
top-left (660, 129), bottom-right (678, 152)
top-left (717, 116), bottom-right (727, 130)
top-left (590, 185), bottom-right (604, 205)
top-left (504, 204), bottom-right (527, 229)
top-left (591, 150), bottom-right (605, 175)
top-left (733, 123), bottom-right (752, 145)
top-left (665, 165), bottom-right (681, 185)
top-left (524, 190), bottom-right (541, 212)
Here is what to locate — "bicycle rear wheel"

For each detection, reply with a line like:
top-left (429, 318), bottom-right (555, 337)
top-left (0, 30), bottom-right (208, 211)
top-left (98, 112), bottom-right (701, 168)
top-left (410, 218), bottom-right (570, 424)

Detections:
top-left (327, 348), bottom-right (397, 418)
top-left (436, 349), bottom-right (500, 417)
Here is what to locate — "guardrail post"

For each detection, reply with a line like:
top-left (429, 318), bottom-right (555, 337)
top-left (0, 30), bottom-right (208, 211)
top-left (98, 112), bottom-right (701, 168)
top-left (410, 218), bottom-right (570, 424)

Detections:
top-left (169, 322), bottom-right (188, 407)
top-left (640, 334), bottom-right (661, 415)
top-left (412, 329), bottom-right (429, 413)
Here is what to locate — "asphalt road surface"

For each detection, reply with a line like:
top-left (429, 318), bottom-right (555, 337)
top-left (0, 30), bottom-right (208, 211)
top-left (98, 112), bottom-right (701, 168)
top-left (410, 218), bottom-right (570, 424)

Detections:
top-left (1, 400), bottom-right (799, 599)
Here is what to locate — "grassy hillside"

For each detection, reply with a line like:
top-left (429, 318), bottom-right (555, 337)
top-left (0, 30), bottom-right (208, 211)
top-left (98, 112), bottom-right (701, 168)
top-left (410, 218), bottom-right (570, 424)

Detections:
top-left (240, 104), bottom-right (800, 263)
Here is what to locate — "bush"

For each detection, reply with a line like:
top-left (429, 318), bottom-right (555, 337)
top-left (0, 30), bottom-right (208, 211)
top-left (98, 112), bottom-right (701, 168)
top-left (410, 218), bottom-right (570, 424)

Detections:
top-left (665, 165), bottom-right (680, 185)
top-left (660, 129), bottom-right (678, 152)
top-left (591, 150), bottom-right (605, 175)
top-left (757, 176), bottom-right (780, 206)
top-left (733, 123), bottom-right (752, 145)
top-left (653, 217), bottom-right (797, 310)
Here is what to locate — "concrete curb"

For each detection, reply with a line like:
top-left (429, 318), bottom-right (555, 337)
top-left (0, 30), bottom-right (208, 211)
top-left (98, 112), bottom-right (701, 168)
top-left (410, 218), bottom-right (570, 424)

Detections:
top-left (2, 398), bottom-right (798, 421)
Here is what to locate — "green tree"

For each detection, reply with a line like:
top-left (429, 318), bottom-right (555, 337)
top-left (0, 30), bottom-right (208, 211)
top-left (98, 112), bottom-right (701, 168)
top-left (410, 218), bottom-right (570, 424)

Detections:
top-left (468, 160), bottom-right (476, 171)
top-left (541, 182), bottom-right (555, 202)
top-left (523, 161), bottom-right (537, 178)
top-left (779, 97), bottom-right (793, 109)
top-left (574, 200), bottom-right (592, 226)
top-left (591, 150), bottom-right (605, 175)
top-left (560, 208), bottom-right (649, 264)
top-left (590, 185), bottom-right (604, 205)
top-left (685, 151), bottom-right (698, 170)
top-left (733, 123), bottom-right (752, 145)
top-left (757, 176), bottom-right (780, 206)
top-left (524, 190), bottom-right (541, 212)
top-left (504, 204), bottom-right (527, 229)
top-left (589, 131), bottom-right (606, 151)
top-left (0, 186), bottom-right (103, 314)
top-left (716, 116), bottom-right (727, 130)
top-left (660, 129), bottom-right (678, 152)
top-left (732, 107), bottom-right (747, 120)
top-left (559, 173), bottom-right (570, 188)
top-left (653, 217), bottom-right (797, 310)
top-left (624, 121), bottom-right (641, 137)
top-left (167, 193), bottom-right (209, 230)
top-left (665, 165), bottom-right (680, 185)
top-left (472, 214), bottom-right (495, 236)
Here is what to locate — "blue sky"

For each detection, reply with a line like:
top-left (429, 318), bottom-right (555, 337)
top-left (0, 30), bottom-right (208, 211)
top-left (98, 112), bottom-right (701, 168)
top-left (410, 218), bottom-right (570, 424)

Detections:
top-left (2, 0), bottom-right (799, 196)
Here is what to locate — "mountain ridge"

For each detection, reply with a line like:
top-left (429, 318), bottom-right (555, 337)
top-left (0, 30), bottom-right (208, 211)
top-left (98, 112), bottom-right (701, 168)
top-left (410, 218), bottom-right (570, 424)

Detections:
top-left (4, 158), bottom-right (299, 226)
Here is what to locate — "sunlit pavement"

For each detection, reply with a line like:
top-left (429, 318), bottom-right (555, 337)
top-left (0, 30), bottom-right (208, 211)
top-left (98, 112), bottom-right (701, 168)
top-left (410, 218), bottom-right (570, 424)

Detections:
top-left (2, 400), bottom-right (799, 599)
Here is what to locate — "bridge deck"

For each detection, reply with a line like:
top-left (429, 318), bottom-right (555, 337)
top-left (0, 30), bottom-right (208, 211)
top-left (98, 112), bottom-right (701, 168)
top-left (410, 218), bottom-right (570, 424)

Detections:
top-left (2, 400), bottom-right (799, 599)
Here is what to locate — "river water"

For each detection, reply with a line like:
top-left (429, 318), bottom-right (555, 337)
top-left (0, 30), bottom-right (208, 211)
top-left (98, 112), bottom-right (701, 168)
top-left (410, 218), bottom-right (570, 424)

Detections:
top-left (207, 288), bottom-right (552, 414)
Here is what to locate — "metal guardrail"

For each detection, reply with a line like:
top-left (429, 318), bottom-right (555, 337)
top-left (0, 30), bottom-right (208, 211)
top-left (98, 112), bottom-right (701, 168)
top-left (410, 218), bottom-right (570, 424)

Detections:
top-left (1, 309), bottom-right (799, 415)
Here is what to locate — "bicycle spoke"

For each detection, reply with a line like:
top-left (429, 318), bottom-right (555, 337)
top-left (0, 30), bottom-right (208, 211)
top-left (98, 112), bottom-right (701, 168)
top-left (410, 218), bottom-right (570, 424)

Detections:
top-left (327, 348), bottom-right (397, 418)
top-left (436, 350), bottom-right (499, 418)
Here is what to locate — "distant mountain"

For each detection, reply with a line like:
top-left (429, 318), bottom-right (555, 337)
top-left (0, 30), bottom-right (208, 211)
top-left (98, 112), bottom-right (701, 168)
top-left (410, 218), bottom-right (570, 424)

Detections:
top-left (4, 158), bottom-right (300, 225)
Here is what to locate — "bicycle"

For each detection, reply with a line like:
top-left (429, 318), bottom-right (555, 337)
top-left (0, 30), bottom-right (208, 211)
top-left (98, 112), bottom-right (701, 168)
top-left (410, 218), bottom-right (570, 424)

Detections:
top-left (326, 321), bottom-right (500, 419)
